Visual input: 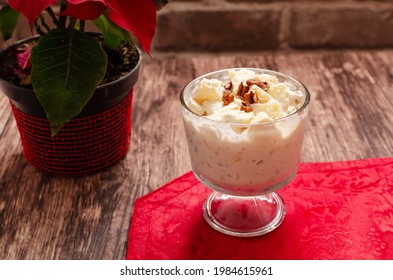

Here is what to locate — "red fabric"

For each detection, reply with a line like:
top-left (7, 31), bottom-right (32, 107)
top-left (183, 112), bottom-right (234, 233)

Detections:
top-left (10, 91), bottom-right (133, 177)
top-left (127, 158), bottom-right (393, 260)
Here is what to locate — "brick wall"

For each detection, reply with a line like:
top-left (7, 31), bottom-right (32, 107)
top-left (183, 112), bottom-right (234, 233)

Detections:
top-left (153, 0), bottom-right (393, 52)
top-left (1, 0), bottom-right (393, 52)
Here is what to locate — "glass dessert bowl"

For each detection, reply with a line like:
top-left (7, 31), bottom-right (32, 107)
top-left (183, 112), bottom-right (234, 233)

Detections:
top-left (180, 68), bottom-right (310, 237)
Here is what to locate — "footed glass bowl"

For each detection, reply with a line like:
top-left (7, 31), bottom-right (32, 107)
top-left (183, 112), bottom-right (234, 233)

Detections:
top-left (180, 68), bottom-right (310, 237)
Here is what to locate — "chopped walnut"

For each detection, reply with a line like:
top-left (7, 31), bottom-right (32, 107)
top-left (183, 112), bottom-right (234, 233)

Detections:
top-left (243, 91), bottom-right (252, 104)
top-left (223, 80), bottom-right (233, 91)
top-left (246, 79), bottom-right (258, 86)
top-left (246, 79), bottom-right (270, 91)
top-left (237, 83), bottom-right (243, 96)
top-left (243, 90), bottom-right (260, 104)
top-left (259, 81), bottom-right (270, 91)
top-left (222, 90), bottom-right (234, 105)
top-left (220, 78), bottom-right (270, 112)
top-left (237, 82), bottom-right (249, 97)
top-left (240, 101), bottom-right (253, 112)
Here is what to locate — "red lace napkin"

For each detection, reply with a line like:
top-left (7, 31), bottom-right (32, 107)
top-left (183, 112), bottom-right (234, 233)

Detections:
top-left (127, 158), bottom-right (393, 260)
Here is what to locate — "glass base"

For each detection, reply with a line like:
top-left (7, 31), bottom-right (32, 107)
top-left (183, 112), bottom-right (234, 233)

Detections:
top-left (203, 192), bottom-right (286, 237)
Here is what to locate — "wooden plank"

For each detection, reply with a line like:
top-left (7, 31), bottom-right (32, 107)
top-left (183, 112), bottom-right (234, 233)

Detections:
top-left (0, 50), bottom-right (392, 259)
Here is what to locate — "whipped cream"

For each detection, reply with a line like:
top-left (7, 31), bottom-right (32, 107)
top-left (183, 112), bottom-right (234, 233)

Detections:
top-left (187, 69), bottom-right (305, 124)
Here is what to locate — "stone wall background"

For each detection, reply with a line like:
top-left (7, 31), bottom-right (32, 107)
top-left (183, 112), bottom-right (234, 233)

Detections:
top-left (153, 0), bottom-right (393, 52)
top-left (1, 0), bottom-right (393, 52)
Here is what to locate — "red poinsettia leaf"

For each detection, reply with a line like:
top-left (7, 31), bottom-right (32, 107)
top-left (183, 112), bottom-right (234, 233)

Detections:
top-left (60, 0), bottom-right (107, 20)
top-left (6, 0), bottom-right (57, 29)
top-left (108, 0), bottom-right (156, 55)
top-left (17, 46), bottom-right (32, 69)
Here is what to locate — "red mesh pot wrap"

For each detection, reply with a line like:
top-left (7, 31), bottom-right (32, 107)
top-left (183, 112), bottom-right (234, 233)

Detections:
top-left (10, 91), bottom-right (133, 176)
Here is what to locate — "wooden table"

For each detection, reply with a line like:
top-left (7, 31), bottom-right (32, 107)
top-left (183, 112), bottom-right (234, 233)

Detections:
top-left (0, 50), bottom-right (392, 259)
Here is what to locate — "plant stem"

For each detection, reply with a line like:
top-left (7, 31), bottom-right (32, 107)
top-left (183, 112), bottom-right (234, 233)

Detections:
top-left (58, 1), bottom-right (67, 29)
top-left (39, 15), bottom-right (51, 32)
top-left (34, 21), bottom-right (46, 36)
top-left (79, 20), bottom-right (85, 32)
top-left (45, 7), bottom-right (59, 27)
top-left (68, 17), bottom-right (76, 29)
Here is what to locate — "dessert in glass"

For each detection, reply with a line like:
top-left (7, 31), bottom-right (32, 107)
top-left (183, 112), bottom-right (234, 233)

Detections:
top-left (180, 68), bottom-right (310, 237)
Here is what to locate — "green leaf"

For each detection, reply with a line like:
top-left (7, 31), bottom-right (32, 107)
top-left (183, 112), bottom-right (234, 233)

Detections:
top-left (93, 11), bottom-right (132, 49)
top-left (31, 28), bottom-right (108, 136)
top-left (0, 5), bottom-right (20, 41)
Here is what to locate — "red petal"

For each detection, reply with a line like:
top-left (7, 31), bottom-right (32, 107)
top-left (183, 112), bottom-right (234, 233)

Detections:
top-left (7, 0), bottom-right (57, 29)
top-left (108, 0), bottom-right (156, 55)
top-left (60, 0), bottom-right (107, 20)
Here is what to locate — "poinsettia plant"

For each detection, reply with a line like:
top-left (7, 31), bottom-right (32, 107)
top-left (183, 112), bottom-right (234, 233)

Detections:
top-left (0, 0), bottom-right (167, 135)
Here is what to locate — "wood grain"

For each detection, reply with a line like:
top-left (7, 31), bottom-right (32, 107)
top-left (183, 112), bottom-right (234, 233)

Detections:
top-left (0, 50), bottom-right (392, 259)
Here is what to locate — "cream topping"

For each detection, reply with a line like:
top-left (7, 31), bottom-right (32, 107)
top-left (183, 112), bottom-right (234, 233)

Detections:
top-left (187, 69), bottom-right (304, 124)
